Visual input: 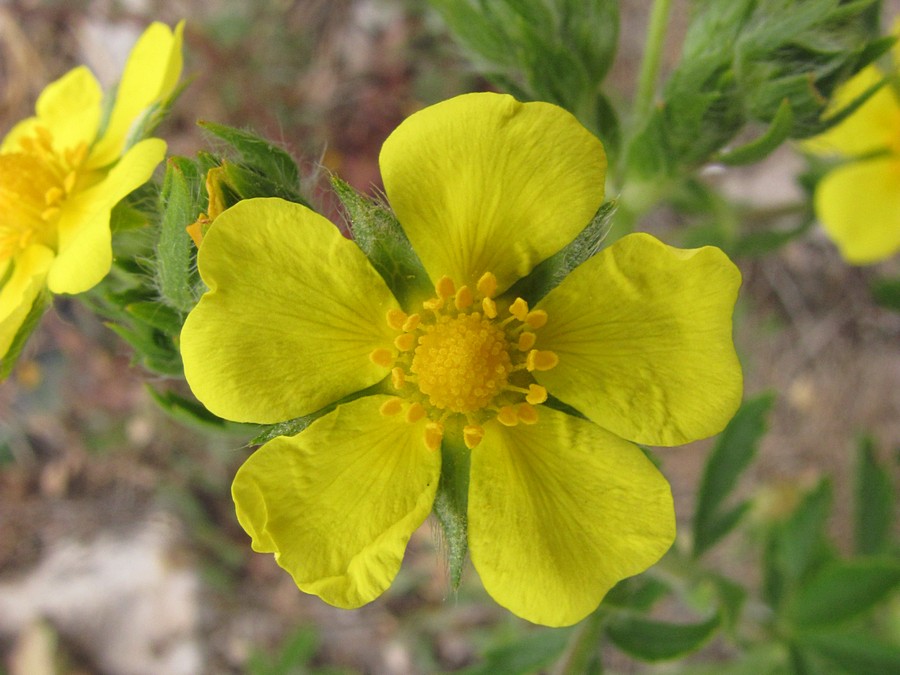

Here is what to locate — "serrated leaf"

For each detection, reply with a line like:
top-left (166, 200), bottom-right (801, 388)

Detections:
top-left (800, 631), bottom-right (900, 675)
top-left (157, 156), bottom-right (202, 313)
top-left (717, 98), bottom-right (794, 165)
top-left (459, 628), bottom-right (572, 675)
top-left (789, 558), bottom-right (900, 629)
top-left (855, 436), bottom-right (895, 555)
top-left (0, 288), bottom-right (51, 380)
top-left (693, 393), bottom-right (774, 557)
top-left (605, 613), bottom-right (720, 662)
top-left (199, 120), bottom-right (300, 189)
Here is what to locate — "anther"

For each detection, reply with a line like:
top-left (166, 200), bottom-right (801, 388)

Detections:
top-left (394, 333), bottom-right (416, 352)
top-left (424, 422), bottom-right (444, 451)
top-left (482, 297), bottom-right (497, 319)
top-left (402, 313), bottom-right (421, 332)
top-left (387, 308), bottom-right (408, 331)
top-left (423, 297), bottom-right (444, 311)
top-left (524, 310), bottom-right (548, 329)
top-left (526, 349), bottom-right (559, 372)
top-left (526, 384), bottom-right (548, 405)
top-left (509, 298), bottom-right (529, 322)
top-left (455, 285), bottom-right (473, 310)
top-left (391, 367), bottom-right (406, 389)
top-left (517, 403), bottom-right (538, 425)
top-left (41, 207), bottom-right (60, 222)
top-left (463, 424), bottom-right (485, 449)
top-left (517, 332), bottom-right (536, 351)
top-left (497, 406), bottom-right (519, 427)
top-left (436, 276), bottom-right (456, 299)
top-left (63, 172), bottom-right (76, 194)
top-left (406, 402), bottom-right (427, 423)
top-left (44, 187), bottom-right (64, 205)
top-left (477, 272), bottom-right (498, 298)
top-left (380, 398), bottom-right (403, 416)
top-left (369, 348), bottom-right (394, 368)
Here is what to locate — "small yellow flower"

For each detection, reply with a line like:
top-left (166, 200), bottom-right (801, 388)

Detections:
top-left (0, 21), bottom-right (184, 362)
top-left (805, 20), bottom-right (900, 264)
top-left (181, 93), bottom-right (743, 626)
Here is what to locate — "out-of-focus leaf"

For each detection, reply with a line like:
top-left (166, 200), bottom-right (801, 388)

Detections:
top-left (458, 628), bottom-right (573, 675)
top-left (800, 631), bottom-right (900, 675)
top-left (125, 301), bottom-right (184, 335)
top-left (855, 436), bottom-right (895, 555)
top-left (870, 277), bottom-right (900, 313)
top-left (694, 394), bottom-right (775, 556)
top-left (0, 289), bottom-right (51, 379)
top-left (605, 613), bottom-right (720, 662)
top-left (717, 98), bottom-right (794, 165)
top-left (148, 388), bottom-right (254, 435)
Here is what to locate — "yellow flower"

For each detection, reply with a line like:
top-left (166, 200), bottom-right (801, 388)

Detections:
top-left (805, 21), bottom-right (900, 264)
top-left (0, 21), bottom-right (184, 363)
top-left (181, 93), bottom-right (743, 626)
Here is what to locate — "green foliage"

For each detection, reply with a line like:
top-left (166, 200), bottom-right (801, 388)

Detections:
top-left (427, 0), bottom-right (621, 149)
top-left (432, 436), bottom-right (471, 591)
top-left (870, 276), bottom-right (900, 312)
top-left (855, 436), bottom-right (896, 555)
top-left (798, 631), bottom-right (900, 675)
top-left (0, 288), bottom-right (51, 379)
top-left (157, 157), bottom-right (203, 313)
top-left (694, 393), bottom-right (775, 557)
top-left (605, 613), bottom-right (721, 661)
top-left (459, 628), bottom-right (573, 675)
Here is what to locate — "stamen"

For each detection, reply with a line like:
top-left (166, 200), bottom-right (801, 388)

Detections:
top-left (387, 308), bottom-right (408, 331)
top-left (394, 332), bottom-right (416, 351)
top-left (517, 332), bottom-right (536, 351)
top-left (477, 272), bottom-right (498, 298)
top-left (44, 186), bottom-right (63, 205)
top-left (402, 313), bottom-right (421, 332)
top-left (526, 384), bottom-right (548, 405)
top-left (380, 398), bottom-right (403, 416)
top-left (526, 349), bottom-right (559, 372)
top-left (406, 402), bottom-right (427, 423)
top-left (455, 285), bottom-right (473, 310)
top-left (509, 298), bottom-right (529, 322)
top-left (41, 207), bottom-right (60, 222)
top-left (63, 171), bottom-right (77, 194)
top-left (463, 424), bottom-right (485, 449)
top-left (369, 348), bottom-right (394, 368)
top-left (517, 403), bottom-right (538, 425)
top-left (423, 297), bottom-right (444, 311)
top-left (391, 367), bottom-right (406, 389)
top-left (524, 310), bottom-right (548, 329)
top-left (424, 422), bottom-right (444, 451)
top-left (497, 406), bottom-right (519, 426)
top-left (482, 297), bottom-right (497, 319)
top-left (436, 276), bottom-right (455, 299)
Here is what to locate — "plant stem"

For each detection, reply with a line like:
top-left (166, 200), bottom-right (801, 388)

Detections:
top-left (553, 609), bottom-right (607, 675)
top-left (633, 0), bottom-right (673, 129)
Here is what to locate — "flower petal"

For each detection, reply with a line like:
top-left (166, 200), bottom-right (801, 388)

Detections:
top-left (815, 157), bottom-right (900, 264)
top-left (181, 198), bottom-right (400, 424)
top-left (535, 233), bottom-right (742, 446)
top-left (469, 407), bottom-right (675, 627)
top-left (47, 138), bottom-right (166, 294)
top-left (0, 245), bottom-right (54, 357)
top-left (380, 92), bottom-right (606, 293)
top-left (88, 21), bottom-right (184, 167)
top-left (803, 65), bottom-right (900, 157)
top-left (1, 66), bottom-right (103, 153)
top-left (232, 395), bottom-right (440, 608)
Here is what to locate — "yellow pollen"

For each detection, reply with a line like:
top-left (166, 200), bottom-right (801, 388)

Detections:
top-left (386, 308), bottom-right (407, 331)
top-left (394, 332), bottom-right (416, 351)
top-left (410, 313), bottom-right (512, 413)
top-left (526, 349), bottom-right (559, 372)
top-left (424, 422), bottom-right (444, 451)
top-left (436, 275), bottom-right (455, 299)
top-left (369, 348), bottom-right (394, 368)
top-left (391, 367), bottom-right (406, 389)
top-left (406, 402), bottom-right (427, 423)
top-left (477, 272), bottom-right (498, 298)
top-left (509, 297), bottom-right (529, 322)
top-left (517, 332), bottom-right (537, 351)
top-left (517, 403), bottom-right (538, 425)
top-left (423, 296), bottom-right (444, 311)
top-left (463, 424), bottom-right (485, 449)
top-left (45, 186), bottom-right (64, 205)
top-left (380, 398), bottom-right (403, 416)
top-left (497, 405), bottom-right (519, 426)
top-left (526, 384), bottom-right (548, 405)
top-left (482, 297), bottom-right (497, 319)
top-left (455, 285), bottom-right (473, 310)
top-left (402, 313), bottom-right (421, 332)
top-left (525, 310), bottom-right (548, 329)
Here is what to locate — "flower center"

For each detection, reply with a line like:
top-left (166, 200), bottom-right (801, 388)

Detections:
top-left (411, 313), bottom-right (511, 413)
top-left (370, 272), bottom-right (559, 451)
top-left (0, 126), bottom-right (88, 262)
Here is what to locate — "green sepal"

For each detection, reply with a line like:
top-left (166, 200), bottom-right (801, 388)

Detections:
top-left (331, 176), bottom-right (430, 306)
top-left (433, 434), bottom-right (470, 591)
top-left (604, 612), bottom-right (721, 662)
top-left (219, 160), bottom-right (310, 207)
top-left (855, 436), bottom-right (895, 555)
top-left (198, 120), bottom-right (300, 191)
top-left (148, 387), bottom-right (255, 436)
top-left (717, 98), bottom-right (795, 166)
top-left (157, 156), bottom-right (203, 313)
top-left (0, 287), bottom-right (52, 380)
top-left (693, 393), bottom-right (774, 557)
top-left (507, 200), bottom-right (616, 305)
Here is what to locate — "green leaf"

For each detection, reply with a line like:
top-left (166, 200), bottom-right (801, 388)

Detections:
top-left (148, 388), bottom-right (254, 435)
top-left (105, 322), bottom-right (182, 377)
top-left (198, 121), bottom-right (300, 189)
top-left (331, 176), bottom-right (429, 306)
top-left (717, 98), bottom-right (794, 165)
top-left (870, 277), bottom-right (900, 313)
top-left (693, 393), bottom-right (775, 557)
top-left (124, 301), bottom-right (184, 335)
top-left (432, 436), bottom-right (471, 591)
top-left (0, 288), bottom-right (51, 380)
top-left (855, 436), bottom-right (895, 555)
top-left (605, 613), bottom-right (720, 662)
top-left (220, 160), bottom-right (310, 206)
top-left (789, 558), bottom-right (900, 629)
top-left (459, 628), bottom-right (573, 675)
top-left (800, 632), bottom-right (900, 675)
top-left (157, 157), bottom-right (203, 313)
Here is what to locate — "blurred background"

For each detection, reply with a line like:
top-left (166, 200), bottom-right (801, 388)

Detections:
top-left (0, 1), bottom-right (898, 673)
